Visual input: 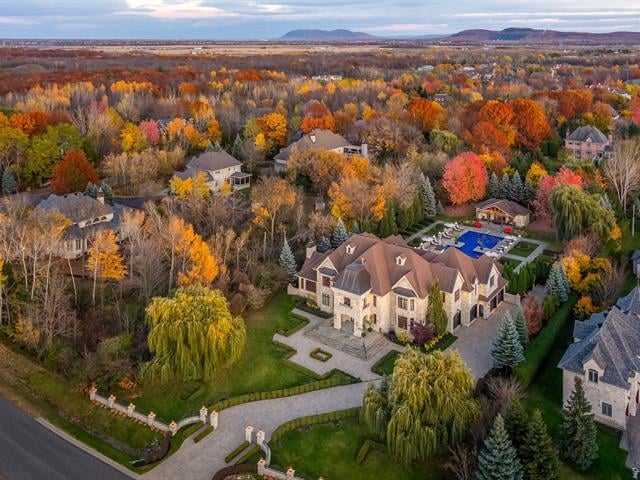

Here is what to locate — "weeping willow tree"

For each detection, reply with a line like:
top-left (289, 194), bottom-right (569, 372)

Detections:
top-left (144, 286), bottom-right (247, 384)
top-left (363, 348), bottom-right (479, 465)
top-left (550, 184), bottom-right (615, 241)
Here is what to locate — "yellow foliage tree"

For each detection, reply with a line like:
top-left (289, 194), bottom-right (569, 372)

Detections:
top-left (170, 217), bottom-right (219, 287)
top-left (120, 123), bottom-right (148, 152)
top-left (87, 229), bottom-right (126, 304)
top-left (525, 162), bottom-right (549, 187)
top-left (170, 171), bottom-right (211, 199)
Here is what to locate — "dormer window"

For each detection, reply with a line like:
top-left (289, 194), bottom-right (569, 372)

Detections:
top-left (588, 369), bottom-right (599, 383)
top-left (396, 255), bottom-right (406, 266)
top-left (346, 244), bottom-right (355, 254)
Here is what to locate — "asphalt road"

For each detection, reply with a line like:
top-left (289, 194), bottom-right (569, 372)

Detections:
top-left (0, 396), bottom-right (132, 480)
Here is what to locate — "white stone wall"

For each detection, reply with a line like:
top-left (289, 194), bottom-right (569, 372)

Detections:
top-left (562, 369), bottom-right (629, 431)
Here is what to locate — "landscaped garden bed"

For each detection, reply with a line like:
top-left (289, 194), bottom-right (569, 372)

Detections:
top-left (309, 348), bottom-right (332, 362)
top-left (509, 240), bottom-right (539, 258)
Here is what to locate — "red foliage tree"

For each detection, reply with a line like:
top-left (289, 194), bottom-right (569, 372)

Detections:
top-left (139, 119), bottom-right (160, 146)
top-left (532, 167), bottom-right (583, 222)
top-left (407, 97), bottom-right (447, 133)
top-left (442, 152), bottom-right (488, 205)
top-left (301, 101), bottom-right (336, 133)
top-left (51, 149), bottom-right (99, 194)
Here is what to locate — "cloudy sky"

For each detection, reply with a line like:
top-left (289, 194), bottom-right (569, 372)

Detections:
top-left (0, 0), bottom-right (639, 39)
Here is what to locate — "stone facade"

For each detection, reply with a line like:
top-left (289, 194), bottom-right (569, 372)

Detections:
top-left (292, 233), bottom-right (506, 337)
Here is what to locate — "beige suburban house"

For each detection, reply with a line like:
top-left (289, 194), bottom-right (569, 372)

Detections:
top-left (558, 287), bottom-right (640, 431)
top-left (476, 198), bottom-right (530, 227)
top-left (173, 147), bottom-right (251, 193)
top-left (35, 191), bottom-right (135, 260)
top-left (564, 125), bottom-right (613, 161)
top-left (274, 129), bottom-right (368, 173)
top-left (290, 233), bottom-right (507, 337)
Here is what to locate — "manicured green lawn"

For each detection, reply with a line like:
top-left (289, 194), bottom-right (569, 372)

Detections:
top-left (508, 240), bottom-right (538, 258)
top-left (372, 350), bottom-right (400, 376)
top-left (268, 416), bottom-right (446, 480)
top-left (134, 292), bottom-right (342, 421)
top-left (523, 312), bottom-right (629, 480)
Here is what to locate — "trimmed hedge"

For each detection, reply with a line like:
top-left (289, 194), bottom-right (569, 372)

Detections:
top-left (270, 408), bottom-right (360, 443)
top-left (293, 301), bottom-right (333, 319)
top-left (371, 350), bottom-right (399, 376)
top-left (235, 444), bottom-right (261, 465)
top-left (309, 348), bottom-right (332, 362)
top-left (515, 294), bottom-right (578, 388)
top-left (355, 439), bottom-right (386, 464)
top-left (224, 440), bottom-right (250, 463)
top-left (193, 426), bottom-right (214, 443)
top-left (277, 313), bottom-right (309, 337)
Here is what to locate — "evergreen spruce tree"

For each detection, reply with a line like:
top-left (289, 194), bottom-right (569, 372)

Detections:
top-left (331, 218), bottom-right (349, 247)
top-left (490, 312), bottom-right (525, 374)
top-left (504, 401), bottom-right (530, 456)
top-left (561, 377), bottom-right (598, 472)
top-left (546, 262), bottom-right (570, 302)
top-left (521, 410), bottom-right (561, 480)
top-left (488, 172), bottom-right (500, 198)
top-left (514, 309), bottom-right (529, 348)
top-left (100, 182), bottom-right (114, 204)
top-left (475, 415), bottom-right (523, 480)
top-left (279, 238), bottom-right (297, 283)
top-left (398, 204), bottom-right (414, 231)
top-left (427, 280), bottom-right (448, 337)
top-left (317, 236), bottom-right (331, 253)
top-left (351, 221), bottom-right (361, 234)
top-left (511, 171), bottom-right (525, 204)
top-left (1, 167), bottom-right (16, 194)
top-left (500, 172), bottom-right (512, 200)
top-left (84, 182), bottom-right (98, 198)
top-left (599, 193), bottom-right (613, 212)
top-left (378, 207), bottom-right (397, 238)
top-left (420, 176), bottom-right (437, 217)
top-left (231, 133), bottom-right (243, 160)
top-left (524, 180), bottom-right (536, 203)
top-left (413, 191), bottom-right (425, 223)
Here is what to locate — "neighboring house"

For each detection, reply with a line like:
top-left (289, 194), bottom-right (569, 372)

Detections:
top-left (565, 125), bottom-right (613, 161)
top-left (173, 147), bottom-right (251, 192)
top-left (35, 191), bottom-right (134, 260)
top-left (476, 198), bottom-right (530, 227)
top-left (433, 93), bottom-right (449, 104)
top-left (632, 250), bottom-right (640, 279)
top-left (290, 233), bottom-right (507, 337)
top-left (274, 129), bottom-right (368, 173)
top-left (558, 287), bottom-right (640, 431)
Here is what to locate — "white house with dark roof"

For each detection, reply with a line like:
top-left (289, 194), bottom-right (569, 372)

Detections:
top-left (173, 146), bottom-right (251, 193)
top-left (36, 191), bottom-right (134, 259)
top-left (565, 125), bottom-right (613, 161)
top-left (558, 287), bottom-right (640, 430)
top-left (274, 129), bottom-right (368, 173)
top-left (290, 233), bottom-right (507, 337)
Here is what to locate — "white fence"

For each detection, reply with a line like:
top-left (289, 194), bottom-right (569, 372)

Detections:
top-left (88, 386), bottom-right (218, 436)
top-left (504, 292), bottom-right (521, 307)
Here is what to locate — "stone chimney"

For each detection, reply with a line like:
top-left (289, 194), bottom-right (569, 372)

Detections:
top-left (96, 187), bottom-right (105, 204)
top-left (310, 132), bottom-right (316, 143)
top-left (306, 243), bottom-right (317, 259)
top-left (360, 143), bottom-right (369, 158)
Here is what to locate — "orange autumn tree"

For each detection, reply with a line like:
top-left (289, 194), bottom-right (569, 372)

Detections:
top-left (471, 100), bottom-right (516, 156)
top-left (407, 97), bottom-right (447, 133)
top-left (51, 149), bottom-right (99, 194)
top-left (171, 217), bottom-right (218, 287)
top-left (300, 101), bottom-right (336, 133)
top-left (442, 152), bottom-right (488, 205)
top-left (510, 98), bottom-right (551, 152)
top-left (87, 229), bottom-right (126, 304)
top-left (256, 112), bottom-right (288, 155)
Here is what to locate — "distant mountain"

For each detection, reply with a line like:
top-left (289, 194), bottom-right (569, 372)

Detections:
top-left (278, 29), bottom-right (379, 41)
top-left (446, 27), bottom-right (640, 44)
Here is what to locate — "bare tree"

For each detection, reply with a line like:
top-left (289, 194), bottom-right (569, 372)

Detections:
top-left (603, 139), bottom-right (640, 213)
top-left (445, 445), bottom-right (478, 480)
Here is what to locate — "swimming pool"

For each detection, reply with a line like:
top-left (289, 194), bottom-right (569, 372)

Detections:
top-left (454, 231), bottom-right (503, 259)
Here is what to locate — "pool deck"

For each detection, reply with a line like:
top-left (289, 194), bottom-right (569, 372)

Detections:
top-left (407, 220), bottom-right (547, 272)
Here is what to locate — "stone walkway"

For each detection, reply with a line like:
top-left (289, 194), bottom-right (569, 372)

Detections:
top-left (274, 309), bottom-right (403, 381)
top-left (446, 301), bottom-right (519, 379)
top-left (143, 382), bottom-right (372, 480)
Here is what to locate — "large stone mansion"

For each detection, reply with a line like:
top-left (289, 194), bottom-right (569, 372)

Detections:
top-left (290, 233), bottom-right (507, 337)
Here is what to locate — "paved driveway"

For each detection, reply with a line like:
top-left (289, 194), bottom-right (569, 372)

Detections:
top-left (0, 396), bottom-right (132, 480)
top-left (446, 302), bottom-right (518, 379)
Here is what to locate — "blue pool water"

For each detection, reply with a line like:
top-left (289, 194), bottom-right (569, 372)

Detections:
top-left (454, 231), bottom-right (503, 259)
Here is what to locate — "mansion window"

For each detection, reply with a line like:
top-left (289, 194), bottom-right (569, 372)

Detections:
top-left (322, 293), bottom-right (331, 307)
top-left (601, 402), bottom-right (612, 417)
top-left (489, 276), bottom-right (495, 287)
top-left (75, 238), bottom-right (82, 250)
top-left (454, 290), bottom-right (460, 301)
top-left (588, 369), bottom-right (599, 384)
top-left (322, 276), bottom-right (331, 287)
top-left (397, 315), bottom-right (408, 329)
top-left (373, 295), bottom-right (377, 307)
top-left (397, 297), bottom-right (408, 310)
top-left (410, 299), bottom-right (415, 311)
top-left (371, 313), bottom-right (377, 325)
top-left (343, 297), bottom-right (351, 307)
top-left (305, 280), bottom-right (317, 293)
